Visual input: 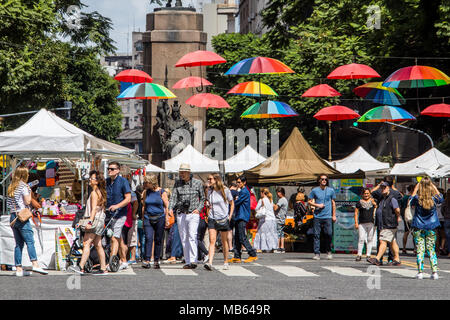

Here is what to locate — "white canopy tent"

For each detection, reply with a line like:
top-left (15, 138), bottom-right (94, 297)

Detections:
top-left (223, 145), bottom-right (266, 174)
top-left (145, 163), bottom-right (166, 173)
top-left (163, 144), bottom-right (219, 173)
top-left (0, 109), bottom-right (146, 165)
top-left (390, 147), bottom-right (450, 178)
top-left (327, 146), bottom-right (390, 174)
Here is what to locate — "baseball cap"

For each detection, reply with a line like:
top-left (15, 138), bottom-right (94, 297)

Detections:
top-left (380, 181), bottom-right (389, 188)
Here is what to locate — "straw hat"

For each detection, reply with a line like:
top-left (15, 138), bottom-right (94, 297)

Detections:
top-left (179, 163), bottom-right (191, 172)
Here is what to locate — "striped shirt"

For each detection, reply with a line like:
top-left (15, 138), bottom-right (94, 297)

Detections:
top-left (7, 181), bottom-right (30, 213)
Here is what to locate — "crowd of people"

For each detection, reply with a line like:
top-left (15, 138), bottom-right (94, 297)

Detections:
top-left (6, 162), bottom-right (450, 279)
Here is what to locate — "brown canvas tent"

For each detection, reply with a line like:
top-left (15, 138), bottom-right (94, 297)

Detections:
top-left (244, 127), bottom-right (340, 185)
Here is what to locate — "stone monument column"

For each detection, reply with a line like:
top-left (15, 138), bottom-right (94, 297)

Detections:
top-left (142, 7), bottom-right (207, 166)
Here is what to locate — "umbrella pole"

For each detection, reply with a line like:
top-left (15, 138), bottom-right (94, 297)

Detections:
top-left (327, 120), bottom-right (332, 162)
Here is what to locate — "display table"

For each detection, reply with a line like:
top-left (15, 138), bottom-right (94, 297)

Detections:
top-left (0, 215), bottom-right (73, 269)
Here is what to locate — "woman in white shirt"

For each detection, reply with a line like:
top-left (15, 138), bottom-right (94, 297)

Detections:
top-left (254, 188), bottom-right (278, 252)
top-left (204, 173), bottom-right (234, 271)
top-left (7, 167), bottom-right (48, 276)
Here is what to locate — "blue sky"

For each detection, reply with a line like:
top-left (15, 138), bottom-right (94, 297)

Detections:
top-left (81, 0), bottom-right (205, 54)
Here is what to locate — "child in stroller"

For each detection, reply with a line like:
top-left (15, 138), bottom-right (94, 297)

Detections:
top-left (67, 209), bottom-right (121, 273)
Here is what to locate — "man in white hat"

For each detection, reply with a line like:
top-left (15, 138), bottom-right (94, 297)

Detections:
top-left (168, 163), bottom-right (205, 269)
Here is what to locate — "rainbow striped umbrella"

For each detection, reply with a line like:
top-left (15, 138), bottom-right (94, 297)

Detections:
top-left (241, 101), bottom-right (298, 119)
top-left (117, 83), bottom-right (176, 100)
top-left (357, 106), bottom-right (416, 122)
top-left (227, 81), bottom-right (278, 97)
top-left (225, 57), bottom-right (294, 75)
top-left (353, 82), bottom-right (405, 105)
top-left (382, 65), bottom-right (450, 88)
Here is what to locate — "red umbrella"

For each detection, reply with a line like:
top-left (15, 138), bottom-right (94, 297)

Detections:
top-left (175, 50), bottom-right (226, 68)
top-left (313, 105), bottom-right (360, 121)
top-left (313, 105), bottom-right (361, 161)
top-left (421, 103), bottom-right (450, 117)
top-left (172, 76), bottom-right (212, 89)
top-left (185, 93), bottom-right (230, 109)
top-left (114, 69), bottom-right (153, 83)
top-left (327, 63), bottom-right (381, 80)
top-left (302, 84), bottom-right (341, 97)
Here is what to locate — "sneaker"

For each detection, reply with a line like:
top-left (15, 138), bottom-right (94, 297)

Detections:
top-left (190, 263), bottom-right (197, 269)
top-left (274, 248), bottom-right (282, 253)
top-left (204, 263), bottom-right (212, 271)
top-left (312, 254), bottom-right (320, 260)
top-left (142, 262), bottom-right (151, 269)
top-left (69, 265), bottom-right (85, 275)
top-left (280, 248), bottom-right (286, 253)
top-left (355, 256), bottom-right (362, 262)
top-left (183, 264), bottom-right (193, 269)
top-left (127, 260), bottom-right (137, 265)
top-left (431, 272), bottom-right (439, 280)
top-left (229, 258), bottom-right (241, 263)
top-left (244, 256), bottom-right (258, 263)
top-left (327, 252), bottom-right (333, 260)
top-left (367, 257), bottom-right (381, 266)
top-left (16, 270), bottom-right (32, 277)
top-left (32, 267), bottom-right (48, 275)
top-left (416, 272), bottom-right (423, 280)
top-left (92, 269), bottom-right (108, 276)
top-left (153, 262), bottom-right (160, 269)
top-left (203, 255), bottom-right (209, 264)
top-left (118, 262), bottom-right (128, 271)
top-left (223, 263), bottom-right (229, 270)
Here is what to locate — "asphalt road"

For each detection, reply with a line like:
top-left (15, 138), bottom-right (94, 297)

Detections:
top-left (1, 252), bottom-right (450, 300)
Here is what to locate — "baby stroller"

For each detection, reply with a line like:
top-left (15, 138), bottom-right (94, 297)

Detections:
top-left (67, 209), bottom-right (121, 273)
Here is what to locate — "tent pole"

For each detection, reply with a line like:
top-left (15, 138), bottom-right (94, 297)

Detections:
top-left (327, 121), bottom-right (332, 162)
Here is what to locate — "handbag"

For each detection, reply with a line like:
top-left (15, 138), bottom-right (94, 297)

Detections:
top-left (10, 197), bottom-right (33, 228)
top-left (91, 211), bottom-right (105, 230)
top-left (209, 190), bottom-right (230, 231)
top-left (255, 200), bottom-right (267, 219)
top-left (404, 199), bottom-right (413, 222)
top-left (78, 218), bottom-right (91, 231)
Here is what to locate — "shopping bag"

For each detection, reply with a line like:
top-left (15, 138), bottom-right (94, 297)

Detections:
top-left (55, 227), bottom-right (71, 271)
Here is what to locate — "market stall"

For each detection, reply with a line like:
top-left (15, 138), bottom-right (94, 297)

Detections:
top-left (163, 144), bottom-right (219, 173)
top-left (223, 145), bottom-right (266, 174)
top-left (390, 147), bottom-right (450, 177)
top-left (0, 109), bottom-right (147, 268)
top-left (327, 146), bottom-right (390, 175)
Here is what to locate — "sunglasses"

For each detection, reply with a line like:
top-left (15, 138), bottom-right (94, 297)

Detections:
top-left (107, 167), bottom-right (118, 171)
top-left (320, 178), bottom-right (328, 181)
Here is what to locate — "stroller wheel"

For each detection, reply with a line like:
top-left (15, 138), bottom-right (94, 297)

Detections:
top-left (85, 258), bottom-right (93, 273)
top-left (109, 255), bottom-right (120, 273)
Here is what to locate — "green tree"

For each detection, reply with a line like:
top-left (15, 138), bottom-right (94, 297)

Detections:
top-left (0, 0), bottom-right (121, 141)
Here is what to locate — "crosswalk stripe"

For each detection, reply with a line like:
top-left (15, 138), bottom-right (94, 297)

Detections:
top-left (382, 268), bottom-right (419, 278)
top-left (217, 266), bottom-right (259, 277)
top-left (322, 266), bottom-right (374, 277)
top-left (267, 265), bottom-right (319, 277)
top-left (160, 268), bottom-right (198, 276)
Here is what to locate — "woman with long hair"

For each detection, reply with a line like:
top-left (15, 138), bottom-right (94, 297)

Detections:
top-left (7, 166), bottom-right (48, 276)
top-left (410, 176), bottom-right (443, 280)
top-left (354, 188), bottom-right (377, 262)
top-left (443, 189), bottom-right (450, 258)
top-left (142, 174), bottom-right (169, 269)
top-left (204, 173), bottom-right (234, 271)
top-left (253, 188), bottom-right (278, 253)
top-left (72, 170), bottom-right (108, 275)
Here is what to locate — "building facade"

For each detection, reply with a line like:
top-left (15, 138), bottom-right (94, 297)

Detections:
top-left (238, 0), bottom-right (270, 35)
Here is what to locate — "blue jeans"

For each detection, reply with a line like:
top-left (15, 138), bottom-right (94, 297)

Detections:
top-left (143, 214), bottom-right (165, 262)
top-left (10, 214), bottom-right (37, 266)
top-left (444, 219), bottom-right (450, 253)
top-left (313, 218), bottom-right (333, 254)
top-left (234, 220), bottom-right (256, 259)
top-left (170, 222), bottom-right (183, 258)
top-left (137, 227), bottom-right (145, 259)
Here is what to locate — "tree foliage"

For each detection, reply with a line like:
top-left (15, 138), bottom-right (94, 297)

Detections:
top-left (0, 0), bottom-right (121, 141)
top-left (208, 0), bottom-right (450, 158)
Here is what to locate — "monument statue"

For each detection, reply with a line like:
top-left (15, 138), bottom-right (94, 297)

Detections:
top-left (155, 66), bottom-right (195, 158)
top-left (149, 0), bottom-right (183, 8)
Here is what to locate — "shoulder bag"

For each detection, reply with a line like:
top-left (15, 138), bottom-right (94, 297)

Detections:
top-left (404, 198), bottom-right (413, 223)
top-left (210, 190), bottom-right (230, 231)
top-left (255, 199), bottom-right (267, 219)
top-left (10, 189), bottom-right (33, 228)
